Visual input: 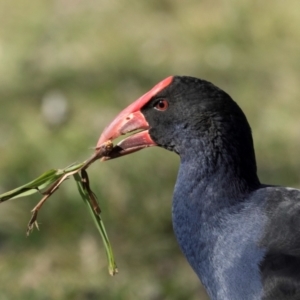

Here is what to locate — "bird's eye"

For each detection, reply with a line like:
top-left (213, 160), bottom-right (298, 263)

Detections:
top-left (154, 99), bottom-right (169, 111)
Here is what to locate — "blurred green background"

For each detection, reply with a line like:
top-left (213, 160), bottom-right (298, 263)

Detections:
top-left (0, 1), bottom-right (300, 299)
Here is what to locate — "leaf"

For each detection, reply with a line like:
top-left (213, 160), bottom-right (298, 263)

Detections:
top-left (74, 172), bottom-right (118, 276)
top-left (0, 141), bottom-right (113, 202)
top-left (0, 169), bottom-right (64, 202)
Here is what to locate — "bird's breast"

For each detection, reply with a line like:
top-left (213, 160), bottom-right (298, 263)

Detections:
top-left (172, 182), bottom-right (266, 300)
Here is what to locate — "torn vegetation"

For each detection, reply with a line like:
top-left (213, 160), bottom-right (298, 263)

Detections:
top-left (0, 140), bottom-right (118, 276)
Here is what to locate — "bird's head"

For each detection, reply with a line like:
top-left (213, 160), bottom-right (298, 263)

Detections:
top-left (97, 76), bottom-right (255, 167)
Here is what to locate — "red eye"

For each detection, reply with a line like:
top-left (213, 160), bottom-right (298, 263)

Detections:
top-left (154, 99), bottom-right (169, 111)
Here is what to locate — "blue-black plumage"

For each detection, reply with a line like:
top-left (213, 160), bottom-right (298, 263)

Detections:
top-left (97, 76), bottom-right (300, 300)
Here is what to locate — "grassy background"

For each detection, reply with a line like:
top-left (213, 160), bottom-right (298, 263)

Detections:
top-left (0, 1), bottom-right (300, 299)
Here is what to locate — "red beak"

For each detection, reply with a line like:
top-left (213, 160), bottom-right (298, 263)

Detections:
top-left (96, 76), bottom-right (173, 160)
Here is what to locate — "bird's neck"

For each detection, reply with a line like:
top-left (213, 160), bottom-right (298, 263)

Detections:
top-left (177, 135), bottom-right (260, 201)
top-left (172, 138), bottom-right (262, 299)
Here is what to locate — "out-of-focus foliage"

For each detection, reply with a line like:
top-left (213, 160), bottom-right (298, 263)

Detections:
top-left (0, 1), bottom-right (299, 299)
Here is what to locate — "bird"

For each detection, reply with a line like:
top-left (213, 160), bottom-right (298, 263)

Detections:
top-left (97, 75), bottom-right (300, 300)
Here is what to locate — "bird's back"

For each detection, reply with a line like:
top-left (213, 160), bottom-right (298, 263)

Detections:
top-left (258, 186), bottom-right (300, 300)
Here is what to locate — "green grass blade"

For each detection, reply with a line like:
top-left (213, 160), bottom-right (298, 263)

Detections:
top-left (0, 169), bottom-right (63, 202)
top-left (73, 173), bottom-right (118, 276)
top-left (0, 163), bottom-right (86, 203)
